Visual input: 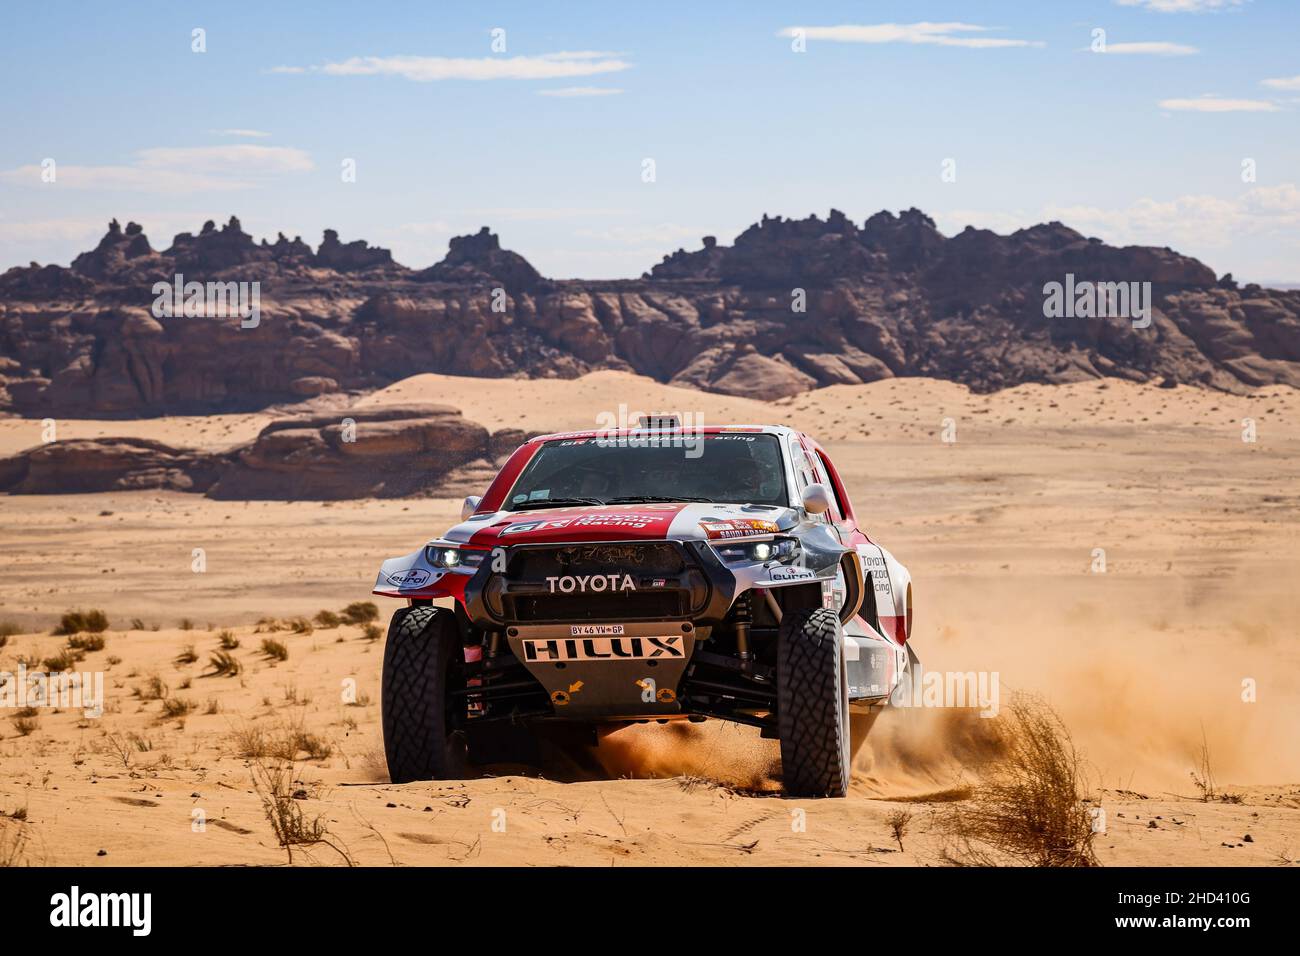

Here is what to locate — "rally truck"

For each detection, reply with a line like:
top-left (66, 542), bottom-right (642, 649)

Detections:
top-left (373, 420), bottom-right (916, 797)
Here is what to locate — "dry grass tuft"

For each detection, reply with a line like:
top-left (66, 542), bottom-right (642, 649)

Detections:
top-left (136, 675), bottom-right (169, 701)
top-left (0, 818), bottom-right (34, 866)
top-left (217, 630), bottom-right (240, 650)
top-left (940, 694), bottom-right (1099, 867)
top-left (160, 697), bottom-right (196, 720)
top-left (886, 808), bottom-right (913, 852)
top-left (206, 650), bottom-right (242, 677)
top-left (261, 639), bottom-right (289, 662)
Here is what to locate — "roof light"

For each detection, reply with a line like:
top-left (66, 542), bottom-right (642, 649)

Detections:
top-left (636, 414), bottom-right (681, 429)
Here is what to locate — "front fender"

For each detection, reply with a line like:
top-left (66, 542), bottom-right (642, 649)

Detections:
top-left (373, 549), bottom-right (469, 603)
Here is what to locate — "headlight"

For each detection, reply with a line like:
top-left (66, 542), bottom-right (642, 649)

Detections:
top-left (424, 545), bottom-right (490, 569)
top-left (714, 537), bottom-right (800, 564)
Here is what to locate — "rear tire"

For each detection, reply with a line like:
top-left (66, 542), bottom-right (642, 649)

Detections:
top-left (381, 606), bottom-right (467, 783)
top-left (777, 607), bottom-right (851, 797)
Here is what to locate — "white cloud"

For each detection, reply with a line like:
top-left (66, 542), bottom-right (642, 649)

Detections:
top-left (273, 51), bottom-right (631, 82)
top-left (135, 145), bottom-right (313, 173)
top-left (0, 145), bottom-right (314, 193)
top-left (1099, 41), bottom-right (1199, 55)
top-left (1262, 75), bottom-right (1300, 91)
top-left (1159, 95), bottom-right (1281, 111)
top-left (537, 86), bottom-right (624, 97)
top-left (209, 128), bottom-right (271, 138)
top-left (1044, 184), bottom-right (1300, 249)
top-left (1115, 0), bottom-right (1248, 12)
top-left (777, 22), bottom-right (1044, 49)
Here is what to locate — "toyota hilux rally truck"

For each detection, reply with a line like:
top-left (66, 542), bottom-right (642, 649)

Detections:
top-left (373, 419), bottom-right (915, 797)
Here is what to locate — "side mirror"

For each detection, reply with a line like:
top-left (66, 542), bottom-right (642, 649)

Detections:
top-left (461, 495), bottom-right (483, 521)
top-left (801, 483), bottom-right (832, 516)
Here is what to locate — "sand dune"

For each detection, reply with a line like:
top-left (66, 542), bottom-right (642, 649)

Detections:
top-left (2, 373), bottom-right (1298, 865)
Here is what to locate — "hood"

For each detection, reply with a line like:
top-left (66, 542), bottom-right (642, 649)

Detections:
top-left (448, 502), bottom-right (797, 548)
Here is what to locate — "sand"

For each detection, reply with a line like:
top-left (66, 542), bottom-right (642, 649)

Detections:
top-left (2, 373), bottom-right (1298, 865)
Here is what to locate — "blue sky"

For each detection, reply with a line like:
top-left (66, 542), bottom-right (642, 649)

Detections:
top-left (2, 0), bottom-right (1298, 280)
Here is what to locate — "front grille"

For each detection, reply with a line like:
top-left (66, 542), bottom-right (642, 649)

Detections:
top-left (509, 542), bottom-right (685, 579)
top-left (505, 590), bottom-right (690, 622)
top-left (481, 542), bottom-right (709, 624)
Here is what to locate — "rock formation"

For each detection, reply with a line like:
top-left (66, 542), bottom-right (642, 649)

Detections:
top-left (0, 406), bottom-right (531, 500)
top-left (2, 209), bottom-right (1298, 416)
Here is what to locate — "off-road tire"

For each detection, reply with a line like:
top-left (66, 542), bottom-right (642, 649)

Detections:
top-left (777, 607), bottom-right (851, 797)
top-left (381, 606), bottom-right (466, 783)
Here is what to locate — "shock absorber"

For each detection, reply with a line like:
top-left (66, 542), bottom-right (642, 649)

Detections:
top-left (733, 592), bottom-right (754, 676)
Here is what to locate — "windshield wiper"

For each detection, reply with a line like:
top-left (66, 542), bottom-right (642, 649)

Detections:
top-left (510, 496), bottom-right (606, 511)
top-left (605, 495), bottom-right (714, 504)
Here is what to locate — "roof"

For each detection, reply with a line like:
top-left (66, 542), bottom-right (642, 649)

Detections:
top-left (526, 425), bottom-right (796, 443)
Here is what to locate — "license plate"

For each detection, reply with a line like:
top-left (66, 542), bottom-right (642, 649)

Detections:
top-left (522, 635), bottom-right (686, 662)
top-left (570, 624), bottom-right (624, 636)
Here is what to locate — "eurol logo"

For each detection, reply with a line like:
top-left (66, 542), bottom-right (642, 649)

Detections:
top-left (387, 568), bottom-right (433, 589)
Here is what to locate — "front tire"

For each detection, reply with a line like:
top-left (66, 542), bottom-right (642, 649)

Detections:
top-left (381, 606), bottom-right (467, 783)
top-left (777, 607), bottom-right (851, 797)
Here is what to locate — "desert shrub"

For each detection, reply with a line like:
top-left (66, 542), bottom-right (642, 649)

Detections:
top-left (129, 618), bottom-right (145, 630)
top-left (179, 618), bottom-right (194, 631)
top-left (10, 713), bottom-right (39, 737)
top-left (340, 601), bottom-right (379, 625)
top-left (248, 758), bottom-right (349, 864)
top-left (217, 630), bottom-right (240, 650)
top-left (362, 623), bottom-right (382, 642)
top-left (313, 610), bottom-right (341, 629)
top-left (175, 644), bottom-right (198, 665)
top-left (886, 809), bottom-right (913, 851)
top-left (288, 618), bottom-right (313, 635)
top-left (42, 649), bottom-right (81, 671)
top-left (941, 694), bottom-right (1098, 867)
top-left (160, 697), bottom-right (196, 719)
top-left (229, 725), bottom-right (269, 759)
top-left (66, 633), bottom-right (105, 652)
top-left (53, 609), bottom-right (109, 635)
top-left (136, 675), bottom-right (169, 701)
top-left (0, 818), bottom-right (33, 866)
top-left (261, 639), bottom-right (289, 662)
top-left (272, 726), bottom-right (332, 762)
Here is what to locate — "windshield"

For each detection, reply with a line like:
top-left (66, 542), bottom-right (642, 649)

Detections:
top-left (504, 434), bottom-right (789, 509)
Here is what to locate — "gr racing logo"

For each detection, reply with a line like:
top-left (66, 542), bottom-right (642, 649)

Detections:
top-left (545, 573), bottom-right (637, 593)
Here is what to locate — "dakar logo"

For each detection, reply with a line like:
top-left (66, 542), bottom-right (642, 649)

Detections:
top-left (1042, 273), bottom-right (1151, 329)
top-left (546, 573), bottom-right (637, 594)
top-left (152, 272), bottom-right (261, 329)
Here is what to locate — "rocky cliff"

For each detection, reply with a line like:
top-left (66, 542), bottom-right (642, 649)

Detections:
top-left (2, 209), bottom-right (1297, 416)
top-left (0, 405), bottom-right (529, 499)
